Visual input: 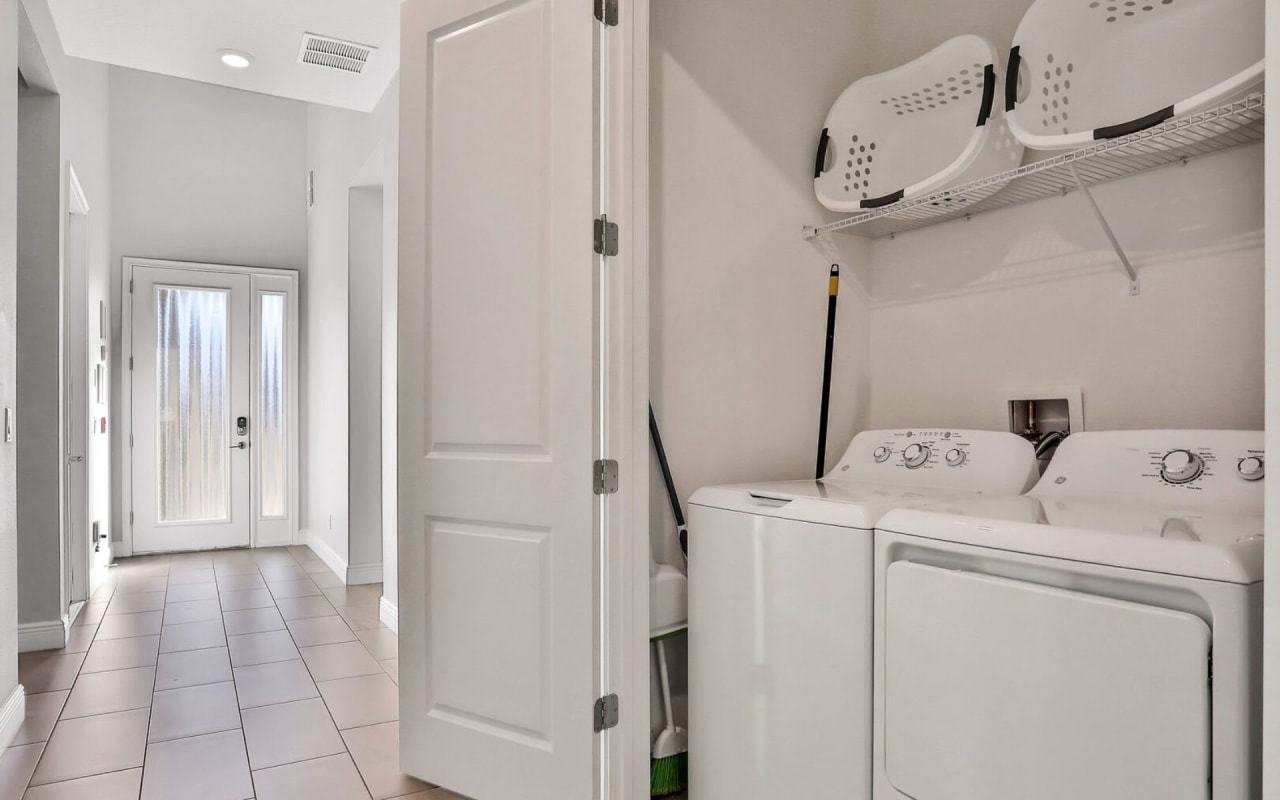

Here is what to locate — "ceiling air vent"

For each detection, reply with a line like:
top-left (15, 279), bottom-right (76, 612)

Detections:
top-left (298, 33), bottom-right (376, 75)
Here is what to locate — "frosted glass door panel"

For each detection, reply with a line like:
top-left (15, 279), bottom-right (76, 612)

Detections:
top-left (258, 293), bottom-right (286, 518)
top-left (155, 288), bottom-right (230, 523)
top-left (131, 267), bottom-right (251, 553)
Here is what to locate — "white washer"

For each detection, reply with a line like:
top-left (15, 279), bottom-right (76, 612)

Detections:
top-left (873, 430), bottom-right (1263, 800)
top-left (686, 429), bottom-right (1039, 800)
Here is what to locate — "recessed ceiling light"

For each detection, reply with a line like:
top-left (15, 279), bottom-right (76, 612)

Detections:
top-left (218, 49), bottom-right (254, 69)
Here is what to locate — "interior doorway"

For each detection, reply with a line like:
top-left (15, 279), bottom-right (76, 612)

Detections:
top-left (62, 163), bottom-right (106, 607)
top-left (122, 258), bottom-right (299, 555)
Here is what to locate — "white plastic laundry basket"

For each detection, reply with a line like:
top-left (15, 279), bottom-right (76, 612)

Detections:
top-left (814, 35), bottom-right (1024, 214)
top-left (1005, 0), bottom-right (1264, 150)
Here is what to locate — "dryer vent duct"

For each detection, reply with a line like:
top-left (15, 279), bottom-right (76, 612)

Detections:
top-left (298, 33), bottom-right (376, 74)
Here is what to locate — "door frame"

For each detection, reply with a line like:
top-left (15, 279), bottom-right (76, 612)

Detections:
top-left (119, 257), bottom-right (300, 557)
top-left (604, 0), bottom-right (651, 797)
top-left (62, 162), bottom-right (91, 608)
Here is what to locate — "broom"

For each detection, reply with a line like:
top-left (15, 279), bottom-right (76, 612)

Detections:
top-left (651, 636), bottom-right (688, 796)
top-left (649, 405), bottom-right (688, 796)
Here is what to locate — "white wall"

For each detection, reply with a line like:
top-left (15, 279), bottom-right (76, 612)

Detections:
top-left (860, 0), bottom-right (1263, 433)
top-left (650, 0), bottom-right (872, 569)
top-left (867, 146), bottom-right (1264, 431)
top-left (348, 184), bottom-right (383, 572)
top-left (303, 82), bottom-right (398, 597)
top-left (0, 0), bottom-right (22, 730)
top-left (108, 67), bottom-right (307, 549)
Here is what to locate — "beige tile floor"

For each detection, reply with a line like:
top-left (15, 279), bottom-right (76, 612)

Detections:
top-left (0, 545), bottom-right (468, 800)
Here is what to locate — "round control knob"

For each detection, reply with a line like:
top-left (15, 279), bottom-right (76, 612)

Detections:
top-left (1237, 456), bottom-right (1265, 482)
top-left (902, 443), bottom-right (931, 469)
top-left (873, 446), bottom-right (891, 463)
top-left (945, 448), bottom-right (966, 467)
top-left (1160, 449), bottom-right (1205, 485)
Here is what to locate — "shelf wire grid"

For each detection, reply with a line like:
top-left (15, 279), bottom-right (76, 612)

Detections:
top-left (810, 94), bottom-right (1264, 239)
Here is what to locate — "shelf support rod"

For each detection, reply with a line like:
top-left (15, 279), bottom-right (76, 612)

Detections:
top-left (1068, 165), bottom-right (1140, 296)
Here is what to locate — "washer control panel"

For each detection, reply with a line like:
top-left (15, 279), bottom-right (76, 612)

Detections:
top-left (826, 429), bottom-right (1039, 494)
top-left (1034, 430), bottom-right (1264, 512)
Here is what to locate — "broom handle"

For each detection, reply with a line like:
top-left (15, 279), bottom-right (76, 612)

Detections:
top-left (816, 265), bottom-right (840, 479)
top-left (650, 404), bottom-right (687, 535)
top-left (657, 638), bottom-right (675, 728)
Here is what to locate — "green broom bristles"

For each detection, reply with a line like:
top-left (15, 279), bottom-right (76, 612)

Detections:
top-left (651, 752), bottom-right (688, 797)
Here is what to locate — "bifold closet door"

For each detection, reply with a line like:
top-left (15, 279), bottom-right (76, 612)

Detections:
top-left (398, 1), bottom-right (598, 799)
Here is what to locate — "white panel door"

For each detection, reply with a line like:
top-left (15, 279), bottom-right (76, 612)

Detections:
top-left (131, 267), bottom-right (252, 553)
top-left (398, 0), bottom-right (596, 798)
top-left (884, 561), bottom-right (1212, 800)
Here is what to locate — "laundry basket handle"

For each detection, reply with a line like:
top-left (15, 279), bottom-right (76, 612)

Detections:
top-left (813, 127), bottom-right (831, 179)
top-left (977, 64), bottom-right (997, 126)
top-left (1004, 46), bottom-right (1021, 112)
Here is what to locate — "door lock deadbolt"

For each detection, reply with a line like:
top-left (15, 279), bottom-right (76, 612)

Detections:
top-left (237, 416), bottom-right (249, 436)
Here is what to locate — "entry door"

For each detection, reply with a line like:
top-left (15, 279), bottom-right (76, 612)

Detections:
top-left (131, 267), bottom-right (252, 553)
top-left (399, 0), bottom-right (598, 798)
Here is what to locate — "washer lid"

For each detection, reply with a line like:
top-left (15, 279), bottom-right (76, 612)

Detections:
top-left (689, 480), bottom-right (967, 530)
top-left (877, 495), bottom-right (1263, 584)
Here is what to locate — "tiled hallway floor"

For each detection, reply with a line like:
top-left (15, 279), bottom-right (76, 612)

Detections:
top-left (0, 546), bottom-right (464, 800)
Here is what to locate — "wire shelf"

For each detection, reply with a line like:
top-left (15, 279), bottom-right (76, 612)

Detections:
top-left (806, 94), bottom-right (1265, 240)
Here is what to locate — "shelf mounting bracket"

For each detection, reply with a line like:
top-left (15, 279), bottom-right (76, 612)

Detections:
top-left (1069, 165), bottom-right (1140, 296)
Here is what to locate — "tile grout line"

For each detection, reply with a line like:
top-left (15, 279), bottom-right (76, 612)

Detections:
top-left (216, 557), bottom-right (257, 800)
top-left (137, 556), bottom-right (174, 800)
top-left (274, 548), bottom-right (377, 800)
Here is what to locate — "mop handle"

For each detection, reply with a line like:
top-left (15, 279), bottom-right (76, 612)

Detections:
top-left (649, 404), bottom-right (686, 530)
top-left (816, 265), bottom-right (840, 480)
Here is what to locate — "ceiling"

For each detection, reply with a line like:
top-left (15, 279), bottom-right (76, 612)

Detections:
top-left (46, 0), bottom-right (400, 111)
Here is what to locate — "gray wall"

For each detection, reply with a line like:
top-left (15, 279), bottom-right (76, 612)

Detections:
top-left (15, 92), bottom-right (62, 628)
top-left (15, 0), bottom-right (114, 634)
top-left (108, 67), bottom-right (308, 550)
top-left (0, 0), bottom-right (21, 718)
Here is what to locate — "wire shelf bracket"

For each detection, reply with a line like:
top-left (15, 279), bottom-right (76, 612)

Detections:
top-left (804, 94), bottom-right (1265, 295)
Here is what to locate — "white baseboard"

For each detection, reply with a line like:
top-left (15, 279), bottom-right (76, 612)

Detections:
top-left (347, 562), bottom-right (383, 586)
top-left (303, 531), bottom-right (348, 582)
top-left (19, 618), bottom-right (68, 653)
top-left (379, 596), bottom-right (398, 633)
top-left (0, 684), bottom-right (25, 752)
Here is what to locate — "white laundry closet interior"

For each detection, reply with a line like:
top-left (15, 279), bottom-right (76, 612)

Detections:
top-left (647, 0), bottom-right (1268, 794)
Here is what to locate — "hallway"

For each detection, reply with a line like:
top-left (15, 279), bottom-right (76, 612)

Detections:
top-left (0, 546), bottom-right (453, 800)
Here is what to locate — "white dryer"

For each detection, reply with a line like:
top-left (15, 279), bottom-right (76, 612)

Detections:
top-left (686, 429), bottom-right (1039, 800)
top-left (873, 430), bottom-right (1264, 800)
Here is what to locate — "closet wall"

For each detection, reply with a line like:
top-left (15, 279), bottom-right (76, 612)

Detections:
top-left (649, 0), bottom-right (872, 569)
top-left (861, 0), bottom-right (1265, 432)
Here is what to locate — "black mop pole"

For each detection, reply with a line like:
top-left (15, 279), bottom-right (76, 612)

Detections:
top-left (815, 264), bottom-right (840, 479)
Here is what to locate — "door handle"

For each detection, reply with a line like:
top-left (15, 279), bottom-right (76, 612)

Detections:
top-left (230, 442), bottom-right (248, 450)
top-left (67, 455), bottom-right (84, 463)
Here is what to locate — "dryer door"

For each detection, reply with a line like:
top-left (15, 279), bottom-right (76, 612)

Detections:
top-left (884, 561), bottom-right (1211, 800)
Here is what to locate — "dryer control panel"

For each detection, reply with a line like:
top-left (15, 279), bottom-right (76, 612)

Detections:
top-left (826, 429), bottom-right (1039, 494)
top-left (1034, 430), bottom-right (1264, 512)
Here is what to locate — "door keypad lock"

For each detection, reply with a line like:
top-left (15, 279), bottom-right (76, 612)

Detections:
top-left (237, 416), bottom-right (249, 436)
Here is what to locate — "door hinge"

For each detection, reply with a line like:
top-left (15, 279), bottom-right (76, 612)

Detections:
top-left (594, 0), bottom-right (618, 26)
top-left (129, 510), bottom-right (134, 525)
top-left (593, 459), bottom-right (619, 495)
top-left (128, 278), bottom-right (134, 294)
top-left (593, 215), bottom-right (619, 257)
top-left (594, 693), bottom-right (619, 732)
top-left (129, 433), bottom-right (134, 448)
top-left (129, 356), bottom-right (134, 370)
